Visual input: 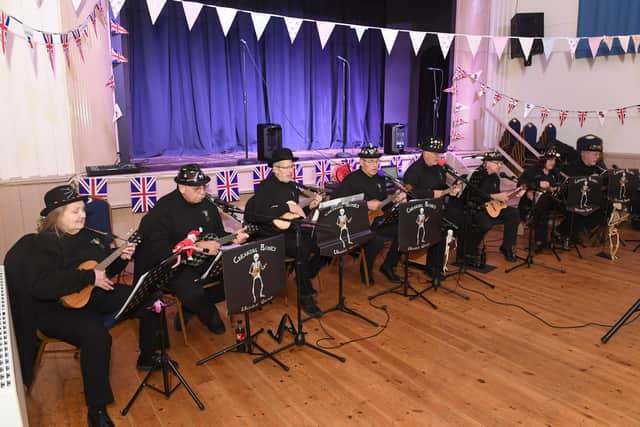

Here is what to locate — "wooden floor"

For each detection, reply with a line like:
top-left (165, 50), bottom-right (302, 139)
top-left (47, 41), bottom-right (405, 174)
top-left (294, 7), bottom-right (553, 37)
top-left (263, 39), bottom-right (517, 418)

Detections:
top-left (26, 228), bottom-right (640, 426)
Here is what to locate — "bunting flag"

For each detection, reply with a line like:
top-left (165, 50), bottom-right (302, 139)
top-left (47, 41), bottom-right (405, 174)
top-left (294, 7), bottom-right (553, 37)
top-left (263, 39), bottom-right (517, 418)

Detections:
top-left (452, 65), bottom-right (466, 81)
top-left (78, 177), bottom-right (108, 200)
top-left (110, 20), bottom-right (128, 35)
top-left (519, 37), bottom-right (535, 60)
top-left (60, 32), bottom-right (71, 68)
top-left (111, 48), bottom-right (128, 64)
top-left (72, 29), bottom-right (84, 61)
top-left (452, 116), bottom-right (468, 127)
top-left (113, 103), bottom-right (123, 121)
top-left (437, 32), bottom-right (455, 58)
top-left (348, 158), bottom-right (360, 171)
top-left (24, 26), bottom-right (35, 49)
top-left (450, 130), bottom-right (464, 141)
top-left (0, 11), bottom-right (9, 55)
top-left (567, 38), bottom-right (580, 58)
top-left (391, 156), bottom-right (404, 175)
top-left (215, 6), bottom-right (237, 36)
top-left (215, 169), bottom-right (240, 202)
top-left (616, 108), bottom-right (626, 125)
top-left (443, 84), bottom-right (457, 94)
top-left (633, 35), bottom-right (640, 52)
top-left (252, 165), bottom-right (271, 191)
top-left (523, 103), bottom-right (535, 118)
top-left (491, 92), bottom-right (502, 107)
top-left (619, 35), bottom-right (631, 52)
top-left (82, 23), bottom-right (90, 39)
top-left (408, 31), bottom-right (426, 56)
top-left (130, 176), bottom-right (157, 213)
top-left (597, 110), bottom-right (606, 126)
top-left (603, 36), bottom-right (613, 51)
top-left (492, 36), bottom-right (508, 59)
top-left (146, 0), bottom-right (168, 25)
top-left (468, 70), bottom-right (482, 81)
top-left (284, 17), bottom-right (303, 43)
top-left (72, 0), bottom-right (82, 11)
top-left (380, 28), bottom-right (399, 55)
top-left (588, 37), bottom-right (602, 57)
top-left (110, 0), bottom-right (127, 19)
top-left (250, 12), bottom-right (270, 40)
top-left (542, 37), bottom-right (555, 60)
top-left (43, 32), bottom-right (55, 71)
top-left (351, 25), bottom-right (367, 42)
top-left (559, 110), bottom-right (568, 127)
top-left (292, 163), bottom-right (304, 184)
top-left (540, 108), bottom-right (550, 125)
top-left (507, 98), bottom-right (519, 114)
top-left (89, 10), bottom-right (98, 36)
top-left (314, 159), bottom-right (332, 188)
top-left (105, 75), bottom-right (115, 88)
top-left (578, 111), bottom-right (588, 127)
top-left (316, 21), bottom-right (335, 49)
top-left (477, 83), bottom-right (488, 97)
top-left (182, 1), bottom-right (203, 31)
top-left (454, 102), bottom-right (468, 113)
top-left (466, 35), bottom-right (482, 57)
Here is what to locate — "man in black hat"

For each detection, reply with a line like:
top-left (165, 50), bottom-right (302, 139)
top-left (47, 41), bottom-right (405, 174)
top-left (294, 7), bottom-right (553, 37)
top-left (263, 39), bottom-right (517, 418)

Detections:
top-left (244, 148), bottom-right (324, 316)
top-left (332, 145), bottom-right (407, 285)
top-left (403, 137), bottom-right (463, 282)
top-left (463, 151), bottom-right (522, 262)
top-left (135, 164), bottom-right (249, 338)
top-left (518, 147), bottom-right (563, 251)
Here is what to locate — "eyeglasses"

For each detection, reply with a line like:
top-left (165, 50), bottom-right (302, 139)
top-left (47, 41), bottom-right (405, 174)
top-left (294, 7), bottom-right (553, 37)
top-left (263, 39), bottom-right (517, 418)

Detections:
top-left (361, 159), bottom-right (380, 165)
top-left (273, 164), bottom-right (294, 170)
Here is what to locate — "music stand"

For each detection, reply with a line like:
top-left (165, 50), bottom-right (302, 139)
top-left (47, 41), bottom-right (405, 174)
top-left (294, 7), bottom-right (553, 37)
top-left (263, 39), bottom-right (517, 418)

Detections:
top-left (369, 198), bottom-right (438, 309)
top-left (314, 194), bottom-right (378, 326)
top-left (120, 254), bottom-right (205, 415)
top-left (196, 235), bottom-right (289, 371)
top-left (565, 176), bottom-right (603, 258)
top-left (601, 298), bottom-right (640, 343)
top-left (606, 169), bottom-right (640, 251)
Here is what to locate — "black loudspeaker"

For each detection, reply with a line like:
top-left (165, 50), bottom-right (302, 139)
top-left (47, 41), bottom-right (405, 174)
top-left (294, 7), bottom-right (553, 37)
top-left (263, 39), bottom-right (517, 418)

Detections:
top-left (510, 13), bottom-right (544, 66)
top-left (257, 123), bottom-right (282, 162)
top-left (384, 123), bottom-right (406, 155)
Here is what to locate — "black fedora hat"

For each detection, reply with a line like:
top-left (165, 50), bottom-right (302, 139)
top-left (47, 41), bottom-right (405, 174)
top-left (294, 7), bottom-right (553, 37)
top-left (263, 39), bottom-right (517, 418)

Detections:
top-left (482, 151), bottom-right (505, 162)
top-left (174, 164), bottom-right (211, 186)
top-left (268, 148), bottom-right (298, 167)
top-left (543, 146), bottom-right (561, 159)
top-left (40, 185), bottom-right (88, 217)
top-left (358, 144), bottom-right (382, 159)
top-left (576, 134), bottom-right (603, 152)
top-left (419, 137), bottom-right (446, 153)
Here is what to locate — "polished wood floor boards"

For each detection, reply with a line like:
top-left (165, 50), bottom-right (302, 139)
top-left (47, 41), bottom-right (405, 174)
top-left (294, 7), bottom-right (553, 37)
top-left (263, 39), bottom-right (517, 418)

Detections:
top-left (26, 229), bottom-right (640, 426)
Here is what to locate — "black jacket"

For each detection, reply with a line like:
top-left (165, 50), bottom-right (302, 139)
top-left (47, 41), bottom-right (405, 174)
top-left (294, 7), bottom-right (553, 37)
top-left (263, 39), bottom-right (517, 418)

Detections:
top-left (403, 157), bottom-right (447, 199)
top-left (332, 169), bottom-right (387, 201)
top-left (464, 167), bottom-right (501, 205)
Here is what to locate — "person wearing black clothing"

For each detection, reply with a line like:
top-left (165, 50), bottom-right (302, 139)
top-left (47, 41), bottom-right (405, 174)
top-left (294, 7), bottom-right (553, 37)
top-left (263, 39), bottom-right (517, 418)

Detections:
top-left (332, 145), bottom-right (407, 284)
top-left (518, 147), bottom-right (562, 251)
top-left (135, 164), bottom-right (248, 335)
top-left (559, 134), bottom-right (607, 240)
top-left (29, 185), bottom-right (158, 427)
top-left (244, 148), bottom-right (324, 315)
top-left (403, 137), bottom-right (463, 281)
top-left (463, 152), bottom-right (522, 262)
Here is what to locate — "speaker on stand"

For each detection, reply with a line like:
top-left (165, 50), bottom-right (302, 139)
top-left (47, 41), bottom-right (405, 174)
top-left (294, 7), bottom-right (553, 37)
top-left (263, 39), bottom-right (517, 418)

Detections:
top-left (384, 123), bottom-right (406, 155)
top-left (257, 123), bottom-right (283, 162)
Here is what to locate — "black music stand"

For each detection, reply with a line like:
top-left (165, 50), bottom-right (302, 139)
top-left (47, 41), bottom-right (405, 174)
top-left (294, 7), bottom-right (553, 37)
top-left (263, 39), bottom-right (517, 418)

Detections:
top-left (605, 169), bottom-right (640, 252)
top-left (119, 254), bottom-right (205, 415)
top-left (601, 298), bottom-right (640, 343)
top-left (369, 199), bottom-right (438, 309)
top-left (565, 176), bottom-right (603, 258)
top-left (314, 195), bottom-right (377, 326)
top-left (196, 236), bottom-right (289, 371)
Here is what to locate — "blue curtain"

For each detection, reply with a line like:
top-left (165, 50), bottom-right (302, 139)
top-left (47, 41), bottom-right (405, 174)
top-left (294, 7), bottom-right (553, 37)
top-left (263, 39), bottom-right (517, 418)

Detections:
top-left (576, 0), bottom-right (640, 58)
top-left (124, 2), bottom-right (384, 157)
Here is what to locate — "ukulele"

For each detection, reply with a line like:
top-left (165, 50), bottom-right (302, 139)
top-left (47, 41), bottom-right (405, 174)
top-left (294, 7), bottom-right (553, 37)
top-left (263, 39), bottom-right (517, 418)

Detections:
top-left (60, 231), bottom-right (141, 309)
top-left (368, 183), bottom-right (413, 225)
top-left (186, 224), bottom-right (260, 272)
top-left (484, 186), bottom-right (526, 218)
top-left (272, 189), bottom-right (326, 231)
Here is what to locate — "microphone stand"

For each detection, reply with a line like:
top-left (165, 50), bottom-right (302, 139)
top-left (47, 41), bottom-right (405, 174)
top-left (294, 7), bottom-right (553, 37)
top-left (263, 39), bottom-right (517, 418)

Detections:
top-left (238, 40), bottom-right (257, 165)
top-left (429, 68), bottom-right (442, 137)
top-left (336, 57), bottom-right (351, 158)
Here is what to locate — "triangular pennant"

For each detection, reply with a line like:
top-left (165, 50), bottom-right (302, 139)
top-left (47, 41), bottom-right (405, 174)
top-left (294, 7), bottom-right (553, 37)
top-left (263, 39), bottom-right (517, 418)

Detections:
top-left (72, 29), bottom-right (84, 61)
top-left (633, 35), bottom-right (640, 52)
top-left (466, 35), bottom-right (482, 57)
top-left (380, 28), bottom-right (399, 55)
top-left (453, 65), bottom-right (466, 80)
top-left (567, 38), bottom-right (579, 57)
top-left (477, 83), bottom-right (488, 97)
top-left (492, 37), bottom-right (508, 59)
top-left (443, 85), bottom-right (457, 94)
top-left (578, 111), bottom-right (588, 128)
top-left (250, 12), bottom-right (271, 40)
top-left (71, 0), bottom-right (82, 11)
top-left (105, 75), bottom-right (115, 89)
top-left (215, 6), bottom-right (237, 37)
top-left (111, 47), bottom-right (128, 64)
top-left (523, 103), bottom-right (535, 118)
top-left (96, 2), bottom-right (108, 26)
top-left (616, 108), bottom-right (626, 125)
top-left (351, 25), bottom-right (367, 42)
top-left (110, 0), bottom-right (127, 19)
top-left (588, 36), bottom-right (602, 57)
top-left (597, 110), bottom-right (606, 126)
top-left (43, 32), bottom-right (55, 72)
top-left (468, 70), bottom-right (482, 81)
top-left (408, 31), bottom-right (426, 56)
top-left (452, 116), bottom-right (468, 127)
top-left (454, 102), bottom-right (468, 113)
top-left (23, 25), bottom-right (35, 50)
top-left (146, 0), bottom-right (167, 25)
top-left (89, 11), bottom-right (98, 36)
top-left (507, 98), bottom-right (519, 114)
top-left (540, 108), bottom-right (550, 125)
top-left (619, 35), bottom-right (631, 52)
top-left (283, 17), bottom-right (303, 44)
top-left (114, 103), bottom-right (123, 122)
top-left (450, 130), bottom-right (464, 141)
top-left (60, 32), bottom-right (71, 68)
top-left (437, 33), bottom-right (455, 58)
top-left (110, 20), bottom-right (128, 35)
top-left (491, 92), bottom-right (502, 107)
top-left (542, 37), bottom-right (555, 60)
top-left (559, 111), bottom-right (568, 127)
top-left (182, 1), bottom-right (203, 31)
top-left (519, 37), bottom-right (535, 59)
top-left (316, 21), bottom-right (335, 49)
top-left (603, 36), bottom-right (613, 51)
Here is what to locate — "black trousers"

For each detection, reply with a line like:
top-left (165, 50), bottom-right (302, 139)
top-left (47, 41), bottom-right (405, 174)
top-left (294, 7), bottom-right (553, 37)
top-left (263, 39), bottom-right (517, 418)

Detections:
top-left (283, 229), bottom-right (325, 296)
top-left (519, 193), bottom-right (561, 244)
top-left (170, 266), bottom-right (225, 325)
top-left (426, 202), bottom-right (465, 273)
top-left (363, 222), bottom-right (400, 274)
top-left (35, 285), bottom-right (159, 408)
top-left (467, 205), bottom-right (519, 254)
top-left (558, 210), bottom-right (605, 240)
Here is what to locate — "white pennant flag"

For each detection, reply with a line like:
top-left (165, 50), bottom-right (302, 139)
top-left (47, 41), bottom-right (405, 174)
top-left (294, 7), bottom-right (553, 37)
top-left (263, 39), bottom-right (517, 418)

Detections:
top-left (114, 103), bottom-right (123, 122)
top-left (284, 17), bottom-right (303, 44)
top-left (523, 103), bottom-right (535, 118)
top-left (380, 28), bottom-right (399, 55)
top-left (408, 31), bottom-right (426, 56)
top-left (437, 33), bottom-right (455, 58)
top-left (588, 36), bottom-right (601, 57)
top-left (182, 1), bottom-right (203, 31)
top-left (215, 6), bottom-right (237, 36)
top-left (466, 35), bottom-right (482, 57)
top-left (351, 25), bottom-right (367, 42)
top-left (519, 37), bottom-right (535, 59)
top-left (603, 36), bottom-right (613, 51)
top-left (632, 35), bottom-right (640, 52)
top-left (598, 110), bottom-right (607, 126)
top-left (619, 35), bottom-right (631, 52)
top-left (250, 12), bottom-right (271, 40)
top-left (492, 37), bottom-right (508, 59)
top-left (316, 21), bottom-right (335, 49)
top-left (146, 0), bottom-right (167, 25)
top-left (542, 37), bottom-right (555, 60)
top-left (455, 102), bottom-right (469, 113)
top-left (71, 0), bottom-right (82, 11)
top-left (110, 0), bottom-right (126, 18)
top-left (567, 37), bottom-right (580, 57)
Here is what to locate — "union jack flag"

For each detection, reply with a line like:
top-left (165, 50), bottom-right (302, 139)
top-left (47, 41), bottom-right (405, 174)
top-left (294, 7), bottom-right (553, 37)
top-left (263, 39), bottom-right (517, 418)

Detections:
top-left (42, 32), bottom-right (55, 71)
top-left (60, 33), bottom-right (70, 67)
top-left (291, 163), bottom-right (304, 185)
top-left (477, 83), bottom-right (488, 97)
top-left (130, 176), bottom-right (157, 213)
top-left (216, 170), bottom-right (240, 202)
top-left (252, 165), bottom-right (271, 191)
top-left (452, 65), bottom-right (466, 81)
top-left (110, 20), bottom-right (128, 35)
top-left (72, 29), bottom-right (84, 61)
top-left (82, 23), bottom-right (90, 39)
top-left (507, 98), bottom-right (519, 114)
top-left (23, 26), bottom-right (35, 49)
top-left (617, 108), bottom-right (626, 125)
top-left (1, 11), bottom-right (10, 55)
top-left (96, 2), bottom-right (108, 26)
top-left (105, 75), bottom-right (115, 89)
top-left (78, 177), bottom-right (108, 200)
top-left (491, 92), bottom-right (502, 107)
top-left (578, 111), bottom-right (588, 128)
top-left (314, 160), bottom-right (331, 188)
top-left (540, 108), bottom-right (550, 125)
top-left (391, 156), bottom-right (404, 175)
top-left (111, 48), bottom-right (128, 64)
top-left (89, 11), bottom-right (98, 37)
top-left (348, 157), bottom-right (360, 171)
top-left (559, 110), bottom-right (568, 127)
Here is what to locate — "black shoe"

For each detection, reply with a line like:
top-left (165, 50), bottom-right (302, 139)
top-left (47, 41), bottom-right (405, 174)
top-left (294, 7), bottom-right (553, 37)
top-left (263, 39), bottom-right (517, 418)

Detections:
top-left (301, 297), bottom-right (322, 317)
top-left (88, 409), bottom-right (115, 427)
top-left (432, 273), bottom-right (444, 288)
top-left (499, 246), bottom-right (517, 262)
top-left (174, 310), bottom-right (194, 332)
top-left (379, 265), bottom-right (401, 283)
top-left (136, 351), bottom-right (180, 371)
top-left (206, 307), bottom-right (226, 335)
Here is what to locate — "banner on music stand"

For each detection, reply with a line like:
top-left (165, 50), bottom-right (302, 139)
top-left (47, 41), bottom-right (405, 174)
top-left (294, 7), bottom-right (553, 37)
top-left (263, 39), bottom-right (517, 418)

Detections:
top-left (316, 194), bottom-right (372, 257)
top-left (607, 168), bottom-right (638, 203)
top-left (566, 176), bottom-right (603, 216)
top-left (398, 198), bottom-right (443, 252)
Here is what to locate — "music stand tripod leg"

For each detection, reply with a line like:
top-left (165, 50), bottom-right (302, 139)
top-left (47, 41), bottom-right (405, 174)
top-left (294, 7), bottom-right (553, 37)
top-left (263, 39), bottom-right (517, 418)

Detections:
top-left (601, 298), bottom-right (640, 343)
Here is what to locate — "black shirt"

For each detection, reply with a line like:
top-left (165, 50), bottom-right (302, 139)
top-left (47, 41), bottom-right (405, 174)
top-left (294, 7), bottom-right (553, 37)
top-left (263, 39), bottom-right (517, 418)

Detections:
top-left (518, 165), bottom-right (560, 190)
top-left (332, 169), bottom-right (387, 201)
top-left (562, 157), bottom-right (607, 177)
top-left (135, 189), bottom-right (228, 276)
top-left (403, 157), bottom-right (447, 199)
top-left (464, 167), bottom-right (501, 204)
top-left (246, 174), bottom-right (300, 236)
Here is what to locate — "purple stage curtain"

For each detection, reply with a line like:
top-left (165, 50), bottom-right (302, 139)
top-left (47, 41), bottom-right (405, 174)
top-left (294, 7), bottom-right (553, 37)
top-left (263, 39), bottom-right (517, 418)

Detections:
top-left (124, 2), bottom-right (385, 157)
